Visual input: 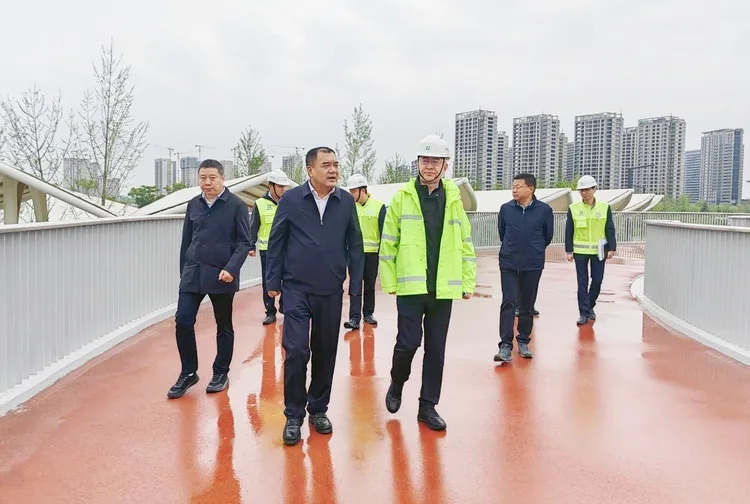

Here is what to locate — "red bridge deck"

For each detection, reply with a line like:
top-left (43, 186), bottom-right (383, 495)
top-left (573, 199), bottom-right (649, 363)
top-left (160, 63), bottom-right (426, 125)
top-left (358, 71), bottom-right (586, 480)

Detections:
top-left (1, 254), bottom-right (750, 503)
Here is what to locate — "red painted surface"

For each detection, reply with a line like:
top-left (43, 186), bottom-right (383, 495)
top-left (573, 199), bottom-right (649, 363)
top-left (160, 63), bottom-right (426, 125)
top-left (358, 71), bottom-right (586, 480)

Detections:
top-left (1, 255), bottom-right (750, 503)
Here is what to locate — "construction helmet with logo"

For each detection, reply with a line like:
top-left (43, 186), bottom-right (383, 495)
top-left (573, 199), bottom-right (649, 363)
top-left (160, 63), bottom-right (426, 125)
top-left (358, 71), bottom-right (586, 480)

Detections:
top-left (576, 175), bottom-right (597, 190)
top-left (416, 134), bottom-right (451, 160)
top-left (346, 173), bottom-right (368, 190)
top-left (268, 169), bottom-right (292, 186)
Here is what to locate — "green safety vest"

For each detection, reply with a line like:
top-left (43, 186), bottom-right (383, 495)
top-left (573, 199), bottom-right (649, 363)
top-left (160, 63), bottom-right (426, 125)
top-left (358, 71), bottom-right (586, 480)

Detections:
top-left (570, 200), bottom-right (609, 255)
top-left (356, 197), bottom-right (385, 253)
top-left (379, 178), bottom-right (476, 299)
top-left (254, 197), bottom-right (278, 251)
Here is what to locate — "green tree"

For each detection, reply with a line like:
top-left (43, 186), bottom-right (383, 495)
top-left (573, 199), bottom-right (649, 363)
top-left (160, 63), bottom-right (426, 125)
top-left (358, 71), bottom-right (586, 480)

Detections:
top-left (288, 157), bottom-right (307, 185)
top-left (234, 126), bottom-right (267, 177)
top-left (378, 153), bottom-right (409, 184)
top-left (166, 182), bottom-right (186, 193)
top-left (128, 185), bottom-right (162, 207)
top-left (342, 103), bottom-right (376, 182)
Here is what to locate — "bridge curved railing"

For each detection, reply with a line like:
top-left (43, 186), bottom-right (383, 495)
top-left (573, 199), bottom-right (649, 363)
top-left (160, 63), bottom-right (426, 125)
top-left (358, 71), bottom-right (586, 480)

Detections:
top-left (0, 216), bottom-right (261, 414)
top-left (639, 221), bottom-right (750, 365)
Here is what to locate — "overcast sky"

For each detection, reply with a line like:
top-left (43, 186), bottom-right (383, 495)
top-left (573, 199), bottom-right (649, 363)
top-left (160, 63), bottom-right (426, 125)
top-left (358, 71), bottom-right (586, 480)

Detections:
top-left (1, 0), bottom-right (748, 190)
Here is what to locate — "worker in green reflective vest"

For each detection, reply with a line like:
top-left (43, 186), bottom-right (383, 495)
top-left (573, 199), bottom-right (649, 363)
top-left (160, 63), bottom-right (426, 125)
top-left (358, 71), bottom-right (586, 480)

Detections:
top-left (343, 173), bottom-right (386, 330)
top-left (564, 175), bottom-right (617, 326)
top-left (249, 169), bottom-right (292, 325)
top-left (379, 134), bottom-right (476, 431)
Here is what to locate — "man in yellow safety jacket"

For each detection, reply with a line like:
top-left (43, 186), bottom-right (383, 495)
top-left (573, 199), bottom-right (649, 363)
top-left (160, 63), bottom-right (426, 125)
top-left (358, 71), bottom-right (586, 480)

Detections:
top-left (344, 173), bottom-right (387, 330)
top-left (564, 175), bottom-right (617, 326)
top-left (249, 169), bottom-right (292, 325)
top-left (379, 134), bottom-right (476, 431)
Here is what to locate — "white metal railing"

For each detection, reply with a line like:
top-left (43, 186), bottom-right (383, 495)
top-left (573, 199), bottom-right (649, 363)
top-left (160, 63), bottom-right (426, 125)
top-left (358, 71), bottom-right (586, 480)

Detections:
top-left (0, 216), bottom-right (261, 411)
top-left (467, 211), bottom-right (745, 249)
top-left (642, 221), bottom-right (750, 362)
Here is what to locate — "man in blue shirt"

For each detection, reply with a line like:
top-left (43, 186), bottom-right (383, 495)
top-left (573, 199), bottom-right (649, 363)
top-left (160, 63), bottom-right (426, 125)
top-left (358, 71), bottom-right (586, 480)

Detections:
top-left (495, 173), bottom-right (554, 362)
top-left (265, 147), bottom-right (365, 446)
top-left (167, 159), bottom-right (252, 399)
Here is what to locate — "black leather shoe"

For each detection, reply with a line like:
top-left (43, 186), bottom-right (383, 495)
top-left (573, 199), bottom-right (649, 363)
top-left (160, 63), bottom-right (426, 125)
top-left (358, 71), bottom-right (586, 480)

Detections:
top-left (167, 373), bottom-right (199, 399)
top-left (363, 315), bottom-right (378, 326)
top-left (343, 319), bottom-right (360, 330)
top-left (517, 342), bottom-right (533, 358)
top-left (308, 412), bottom-right (333, 434)
top-left (385, 381), bottom-right (403, 413)
top-left (533, 309), bottom-right (540, 316)
top-left (206, 373), bottom-right (228, 393)
top-left (494, 343), bottom-right (513, 362)
top-left (262, 315), bottom-right (276, 325)
top-left (589, 310), bottom-right (596, 321)
top-left (576, 316), bottom-right (588, 326)
top-left (418, 404), bottom-right (447, 431)
top-left (283, 418), bottom-right (302, 445)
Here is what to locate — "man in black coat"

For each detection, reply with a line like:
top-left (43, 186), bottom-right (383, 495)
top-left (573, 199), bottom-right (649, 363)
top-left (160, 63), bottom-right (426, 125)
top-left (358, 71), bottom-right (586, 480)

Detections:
top-left (167, 159), bottom-right (252, 399)
top-left (265, 146), bottom-right (365, 446)
top-left (494, 173), bottom-right (554, 363)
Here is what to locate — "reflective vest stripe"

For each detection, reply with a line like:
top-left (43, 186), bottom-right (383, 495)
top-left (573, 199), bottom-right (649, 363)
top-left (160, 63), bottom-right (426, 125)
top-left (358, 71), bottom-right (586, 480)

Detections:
top-left (356, 197), bottom-right (385, 253)
top-left (569, 200), bottom-right (609, 255)
top-left (255, 198), bottom-right (278, 251)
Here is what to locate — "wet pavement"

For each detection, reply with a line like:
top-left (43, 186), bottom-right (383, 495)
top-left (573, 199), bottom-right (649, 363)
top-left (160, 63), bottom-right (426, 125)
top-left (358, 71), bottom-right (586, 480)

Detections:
top-left (1, 253), bottom-right (750, 503)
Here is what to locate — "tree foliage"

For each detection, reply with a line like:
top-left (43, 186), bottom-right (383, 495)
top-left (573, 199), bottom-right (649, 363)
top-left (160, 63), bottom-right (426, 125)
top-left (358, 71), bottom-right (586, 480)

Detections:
top-left (75, 39), bottom-right (149, 204)
top-left (342, 103), bottom-right (376, 183)
top-left (128, 185), bottom-right (162, 207)
top-left (0, 85), bottom-right (73, 183)
top-left (651, 195), bottom-right (750, 213)
top-left (235, 126), bottom-right (268, 177)
top-left (378, 153), bottom-right (410, 185)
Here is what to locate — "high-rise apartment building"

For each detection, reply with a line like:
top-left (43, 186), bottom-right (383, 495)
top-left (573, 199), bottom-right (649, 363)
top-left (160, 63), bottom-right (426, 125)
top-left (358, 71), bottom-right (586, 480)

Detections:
top-left (496, 131), bottom-right (511, 189)
top-left (683, 150), bottom-right (701, 203)
top-left (180, 156), bottom-right (200, 187)
top-left (154, 158), bottom-right (177, 194)
top-left (573, 112), bottom-right (624, 189)
top-left (63, 158), bottom-right (100, 194)
top-left (633, 116), bottom-right (686, 199)
top-left (565, 142), bottom-right (575, 181)
top-left (558, 132), bottom-right (568, 182)
top-left (410, 159), bottom-right (418, 178)
top-left (699, 129), bottom-right (744, 205)
top-left (512, 114), bottom-right (560, 188)
top-left (621, 126), bottom-right (638, 189)
top-left (454, 109), bottom-right (498, 190)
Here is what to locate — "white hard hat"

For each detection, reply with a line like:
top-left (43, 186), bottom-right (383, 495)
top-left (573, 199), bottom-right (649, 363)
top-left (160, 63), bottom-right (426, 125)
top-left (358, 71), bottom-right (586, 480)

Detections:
top-left (346, 173), bottom-right (368, 190)
top-left (416, 134), bottom-right (451, 159)
top-left (268, 169), bottom-right (291, 186)
top-left (576, 175), bottom-right (597, 190)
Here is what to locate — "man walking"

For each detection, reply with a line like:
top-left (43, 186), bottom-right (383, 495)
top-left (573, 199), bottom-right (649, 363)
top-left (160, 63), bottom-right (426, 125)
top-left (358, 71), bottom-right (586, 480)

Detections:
top-left (249, 169), bottom-right (292, 325)
top-left (494, 173), bottom-right (554, 363)
top-left (380, 134), bottom-right (476, 431)
top-left (565, 175), bottom-right (616, 326)
top-left (167, 159), bottom-right (252, 399)
top-left (265, 147), bottom-right (365, 446)
top-left (343, 173), bottom-right (386, 330)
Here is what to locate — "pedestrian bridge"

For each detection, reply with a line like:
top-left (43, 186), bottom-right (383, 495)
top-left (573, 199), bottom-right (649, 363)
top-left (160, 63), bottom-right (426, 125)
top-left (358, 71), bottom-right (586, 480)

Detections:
top-left (1, 213), bottom-right (749, 503)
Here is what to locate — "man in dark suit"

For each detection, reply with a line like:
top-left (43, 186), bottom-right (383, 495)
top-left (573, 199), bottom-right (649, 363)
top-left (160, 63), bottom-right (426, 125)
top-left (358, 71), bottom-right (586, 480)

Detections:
top-left (265, 146), bottom-right (365, 446)
top-left (167, 159), bottom-right (252, 399)
top-left (494, 173), bottom-right (554, 363)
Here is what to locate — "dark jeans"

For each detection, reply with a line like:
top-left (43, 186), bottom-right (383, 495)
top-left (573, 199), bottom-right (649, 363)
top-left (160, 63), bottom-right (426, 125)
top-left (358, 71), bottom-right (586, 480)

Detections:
top-left (348, 252), bottom-right (379, 322)
top-left (391, 292), bottom-right (453, 406)
top-left (574, 254), bottom-right (605, 317)
top-left (175, 291), bottom-right (235, 375)
top-left (260, 250), bottom-right (282, 316)
top-left (499, 269), bottom-right (543, 349)
top-left (281, 286), bottom-right (343, 419)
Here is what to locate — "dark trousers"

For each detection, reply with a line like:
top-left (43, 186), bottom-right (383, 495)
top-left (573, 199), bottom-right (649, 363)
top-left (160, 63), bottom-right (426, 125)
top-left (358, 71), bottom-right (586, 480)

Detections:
top-left (499, 269), bottom-right (543, 348)
top-left (175, 291), bottom-right (235, 375)
top-left (348, 252), bottom-right (379, 322)
top-left (574, 254), bottom-right (605, 316)
top-left (259, 250), bottom-right (282, 316)
top-left (391, 292), bottom-right (453, 406)
top-left (281, 286), bottom-right (343, 419)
